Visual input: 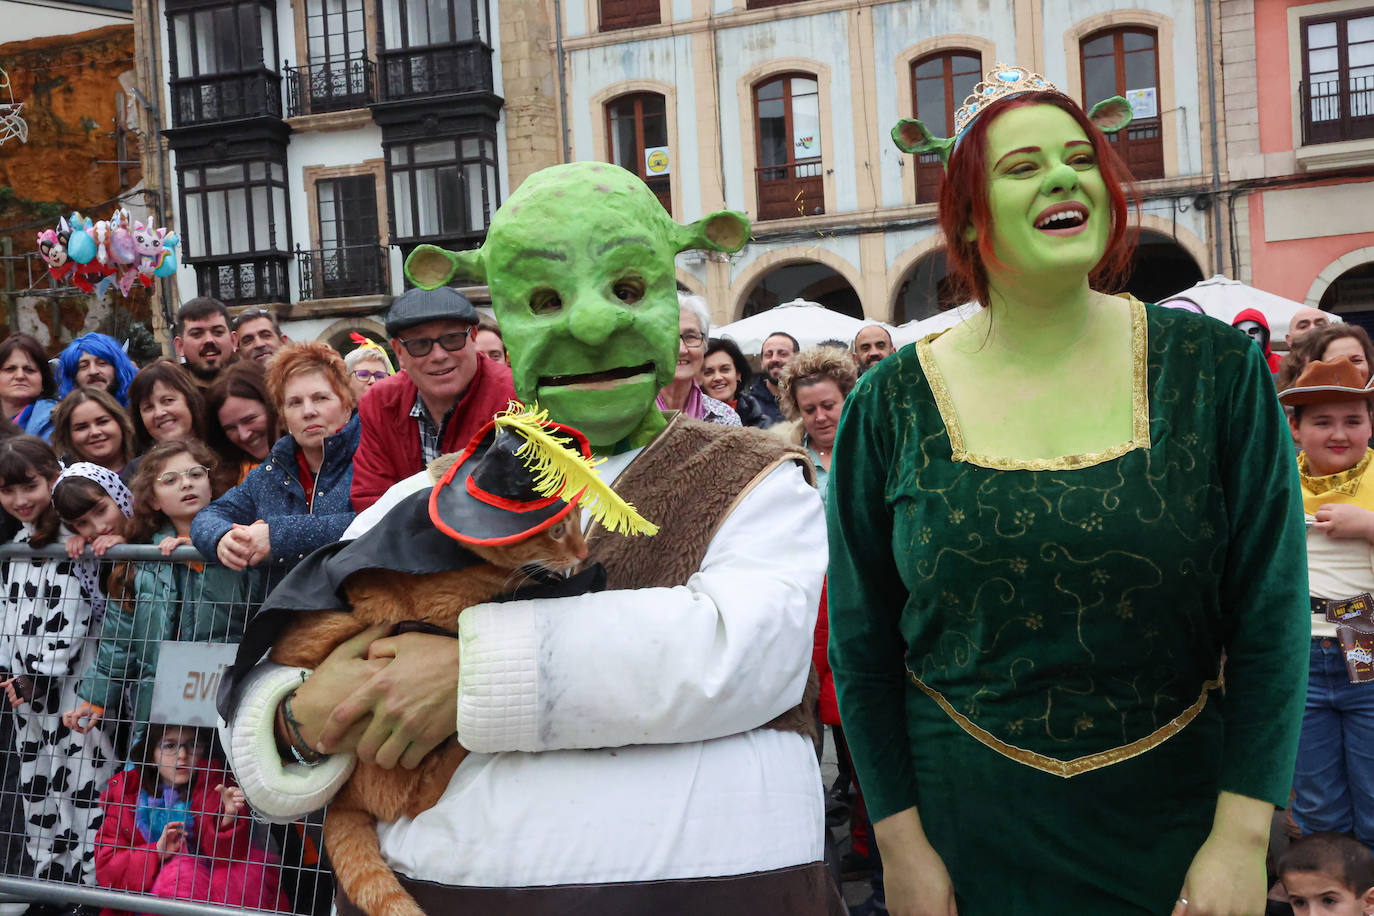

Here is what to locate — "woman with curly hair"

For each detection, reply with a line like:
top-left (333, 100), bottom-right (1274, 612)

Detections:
top-left (50, 387), bottom-right (137, 478)
top-left (191, 342), bottom-right (359, 572)
top-left (776, 347), bottom-right (858, 504)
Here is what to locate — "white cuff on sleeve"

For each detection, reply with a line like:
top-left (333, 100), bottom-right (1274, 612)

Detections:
top-left (227, 663), bottom-right (355, 821)
top-left (456, 602), bottom-right (540, 753)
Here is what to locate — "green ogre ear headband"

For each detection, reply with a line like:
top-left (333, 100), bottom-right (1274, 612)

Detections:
top-left (890, 62), bottom-right (1134, 169)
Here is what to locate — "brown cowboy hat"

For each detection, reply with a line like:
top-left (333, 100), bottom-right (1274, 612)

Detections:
top-left (1279, 356), bottom-right (1374, 406)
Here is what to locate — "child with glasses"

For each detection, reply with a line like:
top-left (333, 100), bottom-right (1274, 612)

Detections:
top-left (94, 723), bottom-right (289, 914)
top-left (63, 440), bottom-right (259, 747)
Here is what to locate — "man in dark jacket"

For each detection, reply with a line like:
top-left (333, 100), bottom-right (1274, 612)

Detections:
top-left (350, 287), bottom-right (515, 511)
top-left (740, 331), bottom-right (796, 428)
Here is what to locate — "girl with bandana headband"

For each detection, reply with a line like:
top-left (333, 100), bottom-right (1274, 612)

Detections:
top-left (0, 439), bottom-right (119, 890)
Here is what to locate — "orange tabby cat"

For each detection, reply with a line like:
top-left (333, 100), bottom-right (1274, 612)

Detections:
top-left (269, 501), bottom-right (588, 916)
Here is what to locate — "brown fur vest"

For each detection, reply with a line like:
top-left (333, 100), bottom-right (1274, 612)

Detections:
top-left (585, 414), bottom-right (820, 740)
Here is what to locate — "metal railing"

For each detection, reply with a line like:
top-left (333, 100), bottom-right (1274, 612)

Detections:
top-left (755, 158), bottom-right (824, 221)
top-left (190, 255), bottom-right (290, 307)
top-left (376, 41), bottom-right (493, 100)
top-left (0, 542), bottom-right (331, 916)
top-left (1300, 75), bottom-right (1374, 146)
top-left (295, 243), bottom-right (389, 300)
top-left (284, 58), bottom-right (376, 117)
top-left (170, 70), bottom-right (282, 128)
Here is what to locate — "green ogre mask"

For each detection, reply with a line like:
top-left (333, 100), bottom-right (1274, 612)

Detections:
top-left (405, 162), bottom-right (750, 453)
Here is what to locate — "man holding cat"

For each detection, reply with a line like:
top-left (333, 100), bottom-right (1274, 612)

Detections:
top-left (349, 286), bottom-right (514, 512)
top-left (223, 163), bottom-right (837, 912)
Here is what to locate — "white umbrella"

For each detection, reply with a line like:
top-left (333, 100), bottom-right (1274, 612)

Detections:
top-left (713, 298), bottom-right (875, 355)
top-left (890, 303), bottom-right (983, 348)
top-left (1157, 275), bottom-right (1336, 347)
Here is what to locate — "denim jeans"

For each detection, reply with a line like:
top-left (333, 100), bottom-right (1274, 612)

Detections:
top-left (1293, 639), bottom-right (1374, 848)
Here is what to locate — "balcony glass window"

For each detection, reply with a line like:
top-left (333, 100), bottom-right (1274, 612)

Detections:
top-left (606, 92), bottom-right (670, 214)
top-left (292, 0), bottom-right (371, 113)
top-left (179, 160), bottom-right (289, 258)
top-left (387, 133), bottom-right (499, 245)
top-left (1302, 11), bottom-right (1374, 145)
top-left (600, 0), bottom-right (658, 31)
top-left (754, 74), bottom-right (823, 220)
top-left (910, 50), bottom-right (980, 204)
top-left (1081, 27), bottom-right (1164, 180)
top-left (380, 0), bottom-right (486, 49)
top-left (168, 1), bottom-right (280, 125)
top-left (300, 176), bottom-right (387, 299)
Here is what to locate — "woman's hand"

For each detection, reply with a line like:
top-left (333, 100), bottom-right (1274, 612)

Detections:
top-left (216, 783), bottom-right (245, 829)
top-left (158, 535), bottom-right (191, 556)
top-left (156, 821), bottom-right (186, 860)
top-left (1173, 792), bottom-right (1271, 916)
top-left (216, 522), bottom-right (271, 570)
top-left (873, 807), bottom-right (958, 916)
top-left (1313, 504), bottom-right (1374, 542)
top-left (0, 678), bottom-right (23, 709)
top-left (283, 625), bottom-right (391, 757)
top-left (316, 632), bottom-right (463, 770)
top-left (91, 534), bottom-right (125, 556)
top-left (65, 534), bottom-right (87, 559)
top-left (61, 701), bottom-right (104, 733)
top-left (239, 521), bottom-right (272, 566)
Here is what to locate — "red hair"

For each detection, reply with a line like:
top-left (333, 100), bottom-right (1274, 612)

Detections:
top-left (937, 91), bottom-right (1139, 308)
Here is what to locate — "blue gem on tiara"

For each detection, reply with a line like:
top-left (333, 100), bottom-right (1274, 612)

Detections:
top-left (995, 70), bottom-right (1021, 82)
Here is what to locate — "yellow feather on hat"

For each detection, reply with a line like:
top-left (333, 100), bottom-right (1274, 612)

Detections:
top-left (493, 403), bottom-right (659, 537)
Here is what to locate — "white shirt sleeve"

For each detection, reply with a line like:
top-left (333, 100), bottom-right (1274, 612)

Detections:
top-left (456, 461), bottom-right (826, 753)
top-left (343, 470), bottom-right (431, 539)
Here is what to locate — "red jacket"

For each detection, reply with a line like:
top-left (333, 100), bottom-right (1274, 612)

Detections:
top-left (813, 580), bottom-right (839, 726)
top-left (350, 355), bottom-right (515, 512)
top-left (94, 763), bottom-right (253, 916)
top-left (1231, 307), bottom-right (1282, 373)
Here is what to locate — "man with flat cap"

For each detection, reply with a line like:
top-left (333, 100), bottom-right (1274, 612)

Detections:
top-left (351, 286), bottom-right (515, 511)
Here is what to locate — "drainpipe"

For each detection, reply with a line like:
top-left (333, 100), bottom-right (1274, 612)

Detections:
top-left (1203, 0), bottom-right (1224, 274)
top-left (553, 0), bottom-right (571, 162)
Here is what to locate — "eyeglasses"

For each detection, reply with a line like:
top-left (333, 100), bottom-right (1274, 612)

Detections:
top-left (156, 739), bottom-right (206, 756)
top-left (156, 465), bottom-right (209, 486)
top-left (353, 369), bottom-right (390, 381)
top-left (680, 331), bottom-right (705, 349)
top-left (398, 331), bottom-right (469, 358)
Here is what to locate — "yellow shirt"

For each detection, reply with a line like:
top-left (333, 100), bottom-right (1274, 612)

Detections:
top-left (1301, 448), bottom-right (1374, 635)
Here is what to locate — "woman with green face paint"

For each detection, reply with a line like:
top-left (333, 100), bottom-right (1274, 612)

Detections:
top-left (827, 66), bottom-right (1307, 915)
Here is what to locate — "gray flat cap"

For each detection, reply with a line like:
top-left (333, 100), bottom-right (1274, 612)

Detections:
top-left (385, 286), bottom-right (479, 337)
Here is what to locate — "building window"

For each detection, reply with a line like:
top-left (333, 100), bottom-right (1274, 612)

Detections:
top-left (1081, 27), bottom-right (1164, 180)
top-left (1302, 11), bottom-right (1374, 145)
top-left (376, 0), bottom-right (492, 98)
top-left (287, 0), bottom-right (373, 115)
top-left (168, 2), bottom-right (280, 126)
top-left (754, 74), bottom-right (823, 221)
top-left (299, 176), bottom-right (387, 299)
top-left (606, 93), bottom-right (670, 214)
top-left (178, 159), bottom-right (291, 304)
top-left (387, 133), bottom-right (499, 248)
top-left (600, 0), bottom-right (658, 32)
top-left (910, 50), bottom-right (981, 204)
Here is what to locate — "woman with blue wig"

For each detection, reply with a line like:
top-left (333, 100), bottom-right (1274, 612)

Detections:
top-left (57, 333), bottom-right (139, 406)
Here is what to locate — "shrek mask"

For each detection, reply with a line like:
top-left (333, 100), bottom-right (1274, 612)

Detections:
top-left (982, 104), bottom-right (1111, 284)
top-left (405, 163), bottom-right (749, 452)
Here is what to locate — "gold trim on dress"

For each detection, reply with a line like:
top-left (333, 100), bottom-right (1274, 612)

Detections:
top-left (917, 296), bottom-right (1151, 471)
top-left (906, 667), bottom-right (1225, 778)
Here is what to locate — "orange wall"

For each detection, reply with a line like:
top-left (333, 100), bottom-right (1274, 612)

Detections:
top-left (1259, 0), bottom-right (1351, 154)
top-left (1248, 187), bottom-right (1374, 302)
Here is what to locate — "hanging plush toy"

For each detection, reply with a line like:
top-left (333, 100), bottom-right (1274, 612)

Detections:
top-left (36, 227), bottom-right (78, 285)
top-left (65, 213), bottom-right (96, 265)
top-left (39, 209), bottom-right (180, 297)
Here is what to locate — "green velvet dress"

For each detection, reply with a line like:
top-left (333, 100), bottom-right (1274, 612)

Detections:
top-left (826, 301), bottom-right (1309, 914)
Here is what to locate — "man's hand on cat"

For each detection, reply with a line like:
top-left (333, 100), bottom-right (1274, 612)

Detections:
top-left (290, 624), bottom-right (391, 756)
top-left (317, 632), bottom-right (462, 769)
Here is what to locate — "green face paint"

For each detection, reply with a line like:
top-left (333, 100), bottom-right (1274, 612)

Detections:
top-left (982, 104), bottom-right (1110, 284)
top-left (405, 163), bottom-right (750, 452)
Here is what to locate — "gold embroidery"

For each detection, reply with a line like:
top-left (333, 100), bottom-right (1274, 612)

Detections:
top-left (1300, 449), bottom-right (1374, 499)
top-left (906, 667), bottom-right (1225, 778)
top-left (918, 297), bottom-right (1151, 472)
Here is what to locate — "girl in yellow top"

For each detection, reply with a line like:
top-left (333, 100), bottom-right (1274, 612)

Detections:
top-left (1280, 355), bottom-right (1374, 854)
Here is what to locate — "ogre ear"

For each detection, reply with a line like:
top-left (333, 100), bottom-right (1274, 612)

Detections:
top-left (1088, 97), bottom-right (1134, 134)
top-left (678, 210), bottom-right (750, 254)
top-left (891, 119), bottom-right (954, 165)
top-left (404, 244), bottom-right (486, 290)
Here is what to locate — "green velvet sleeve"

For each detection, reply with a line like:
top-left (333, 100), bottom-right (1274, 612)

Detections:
top-left (825, 367), bottom-right (920, 823)
top-left (1214, 341), bottom-right (1309, 807)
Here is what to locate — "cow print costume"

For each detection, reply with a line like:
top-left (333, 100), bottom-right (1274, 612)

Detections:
top-left (0, 523), bottom-right (117, 886)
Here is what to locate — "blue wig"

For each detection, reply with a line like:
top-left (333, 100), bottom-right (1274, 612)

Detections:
top-left (57, 333), bottom-right (139, 406)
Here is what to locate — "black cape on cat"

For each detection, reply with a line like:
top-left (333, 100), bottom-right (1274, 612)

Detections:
top-left (216, 487), bottom-right (605, 718)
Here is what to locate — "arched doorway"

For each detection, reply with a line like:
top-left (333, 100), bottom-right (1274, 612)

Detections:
top-left (892, 249), bottom-right (958, 325)
top-left (740, 260), bottom-right (862, 318)
top-left (1320, 261), bottom-right (1374, 335)
top-left (1122, 230), bottom-right (1204, 303)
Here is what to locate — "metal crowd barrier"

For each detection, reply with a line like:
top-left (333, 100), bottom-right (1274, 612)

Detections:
top-left (0, 542), bottom-right (332, 916)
